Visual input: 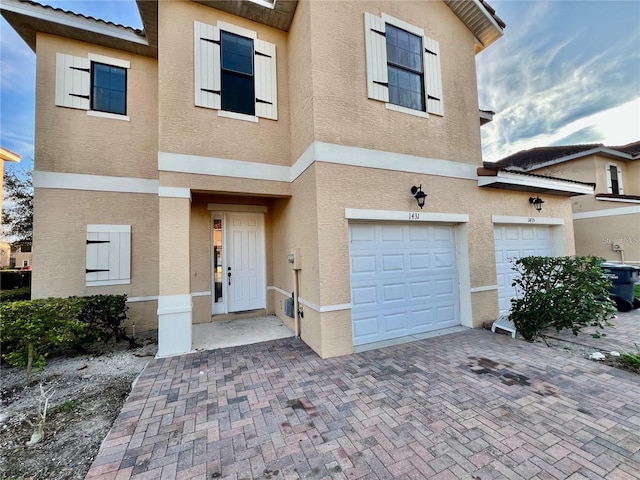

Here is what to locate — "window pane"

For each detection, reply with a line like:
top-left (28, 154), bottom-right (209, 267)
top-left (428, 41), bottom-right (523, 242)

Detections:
top-left (221, 71), bottom-right (255, 116)
top-left (387, 65), bottom-right (424, 111)
top-left (222, 31), bottom-right (253, 75)
top-left (386, 24), bottom-right (422, 73)
top-left (91, 63), bottom-right (126, 115)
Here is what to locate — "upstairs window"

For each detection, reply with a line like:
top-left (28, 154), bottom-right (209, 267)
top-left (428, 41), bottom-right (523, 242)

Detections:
top-left (386, 24), bottom-right (424, 112)
top-left (606, 163), bottom-right (624, 195)
top-left (364, 12), bottom-right (443, 118)
top-left (55, 53), bottom-right (130, 120)
top-left (194, 21), bottom-right (278, 121)
top-left (221, 31), bottom-right (255, 116)
top-left (91, 63), bottom-right (127, 115)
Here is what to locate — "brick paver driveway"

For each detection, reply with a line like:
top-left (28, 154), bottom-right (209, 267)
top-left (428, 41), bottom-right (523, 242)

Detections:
top-left (87, 328), bottom-right (640, 479)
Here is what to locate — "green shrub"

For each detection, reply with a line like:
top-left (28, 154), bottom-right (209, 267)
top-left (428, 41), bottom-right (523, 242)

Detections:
top-left (510, 256), bottom-right (617, 341)
top-left (1, 286), bottom-right (31, 302)
top-left (0, 298), bottom-right (84, 383)
top-left (69, 294), bottom-right (130, 351)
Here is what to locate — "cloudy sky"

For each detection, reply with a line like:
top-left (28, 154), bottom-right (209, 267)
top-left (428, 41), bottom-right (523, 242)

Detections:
top-left (1, 0), bottom-right (639, 173)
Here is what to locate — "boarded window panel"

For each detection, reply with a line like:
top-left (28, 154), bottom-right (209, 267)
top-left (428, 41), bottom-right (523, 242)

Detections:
top-left (194, 21), bottom-right (221, 109)
top-left (423, 35), bottom-right (443, 116)
top-left (86, 225), bottom-right (131, 286)
top-left (254, 39), bottom-right (278, 120)
top-left (364, 13), bottom-right (389, 102)
top-left (55, 53), bottom-right (90, 110)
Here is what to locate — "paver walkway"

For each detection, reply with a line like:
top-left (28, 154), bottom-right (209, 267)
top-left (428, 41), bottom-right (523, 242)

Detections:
top-left (87, 327), bottom-right (640, 479)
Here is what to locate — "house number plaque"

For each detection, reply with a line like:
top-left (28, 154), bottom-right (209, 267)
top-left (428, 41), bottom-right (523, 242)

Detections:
top-left (409, 212), bottom-right (420, 220)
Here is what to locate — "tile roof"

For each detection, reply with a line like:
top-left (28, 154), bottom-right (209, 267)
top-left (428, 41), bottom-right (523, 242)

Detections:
top-left (491, 141), bottom-right (640, 171)
top-left (17, 0), bottom-right (143, 35)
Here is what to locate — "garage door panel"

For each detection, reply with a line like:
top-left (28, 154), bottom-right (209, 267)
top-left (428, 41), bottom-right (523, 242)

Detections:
top-left (350, 223), bottom-right (459, 346)
top-left (381, 254), bottom-right (404, 272)
top-left (383, 283), bottom-right (405, 302)
top-left (351, 255), bottom-right (376, 274)
top-left (381, 225), bottom-right (404, 242)
top-left (351, 285), bottom-right (378, 307)
top-left (409, 253), bottom-right (430, 270)
top-left (494, 225), bottom-right (553, 316)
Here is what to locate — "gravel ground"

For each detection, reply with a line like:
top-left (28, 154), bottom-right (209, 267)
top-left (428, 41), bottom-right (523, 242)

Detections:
top-left (0, 333), bottom-right (157, 480)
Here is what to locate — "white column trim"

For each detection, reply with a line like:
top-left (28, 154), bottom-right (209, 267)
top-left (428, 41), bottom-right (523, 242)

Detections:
top-left (573, 206), bottom-right (640, 220)
top-left (157, 294), bottom-right (192, 358)
top-left (492, 215), bottom-right (565, 225)
top-left (298, 297), bottom-right (352, 313)
top-left (191, 291), bottom-right (211, 297)
top-left (158, 187), bottom-right (191, 199)
top-left (33, 171), bottom-right (159, 194)
top-left (268, 285), bottom-right (291, 297)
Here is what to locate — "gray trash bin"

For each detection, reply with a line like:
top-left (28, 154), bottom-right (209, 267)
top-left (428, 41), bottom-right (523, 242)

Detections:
top-left (601, 262), bottom-right (640, 312)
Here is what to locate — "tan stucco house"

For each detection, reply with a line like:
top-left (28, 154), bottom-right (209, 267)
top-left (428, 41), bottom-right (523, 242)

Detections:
top-left (491, 142), bottom-right (640, 266)
top-left (1, 0), bottom-right (596, 358)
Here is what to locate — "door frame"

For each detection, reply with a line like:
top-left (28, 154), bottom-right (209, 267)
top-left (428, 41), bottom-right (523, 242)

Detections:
top-left (209, 204), bottom-right (268, 315)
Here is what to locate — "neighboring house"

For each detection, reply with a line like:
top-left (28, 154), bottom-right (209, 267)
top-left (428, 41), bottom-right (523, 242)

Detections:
top-left (11, 243), bottom-right (33, 269)
top-left (0, 241), bottom-right (10, 268)
top-left (1, 0), bottom-right (595, 358)
top-left (1, 146), bottom-right (22, 239)
top-left (490, 142), bottom-right (640, 265)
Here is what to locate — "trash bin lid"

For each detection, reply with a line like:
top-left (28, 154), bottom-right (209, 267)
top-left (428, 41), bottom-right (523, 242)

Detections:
top-left (601, 262), bottom-right (639, 271)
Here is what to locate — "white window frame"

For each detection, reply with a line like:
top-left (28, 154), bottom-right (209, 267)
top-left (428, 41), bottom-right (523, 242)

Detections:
top-left (605, 162), bottom-right (624, 195)
top-left (194, 20), bottom-right (278, 122)
top-left (86, 224), bottom-right (131, 287)
top-left (55, 53), bottom-right (131, 121)
top-left (364, 12), bottom-right (444, 117)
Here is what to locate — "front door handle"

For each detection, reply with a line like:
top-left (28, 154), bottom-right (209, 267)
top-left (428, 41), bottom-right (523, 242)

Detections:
top-left (227, 270), bottom-right (231, 285)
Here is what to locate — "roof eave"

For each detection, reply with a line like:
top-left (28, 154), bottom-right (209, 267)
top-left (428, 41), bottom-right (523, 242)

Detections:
top-left (1, 0), bottom-right (156, 58)
top-left (444, 0), bottom-right (504, 52)
top-left (478, 169), bottom-right (595, 197)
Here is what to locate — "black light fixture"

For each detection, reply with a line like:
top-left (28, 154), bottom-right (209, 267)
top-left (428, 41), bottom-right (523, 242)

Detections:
top-left (529, 196), bottom-right (544, 212)
top-left (411, 185), bottom-right (427, 209)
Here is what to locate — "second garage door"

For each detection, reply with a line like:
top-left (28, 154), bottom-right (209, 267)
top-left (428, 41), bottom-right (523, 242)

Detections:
top-left (494, 225), bottom-right (553, 315)
top-left (349, 223), bottom-right (459, 346)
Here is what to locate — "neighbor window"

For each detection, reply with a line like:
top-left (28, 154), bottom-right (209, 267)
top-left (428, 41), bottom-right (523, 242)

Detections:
top-left (91, 63), bottom-right (127, 115)
top-left (386, 25), bottom-right (424, 112)
top-left (606, 163), bottom-right (624, 195)
top-left (364, 12), bottom-right (443, 117)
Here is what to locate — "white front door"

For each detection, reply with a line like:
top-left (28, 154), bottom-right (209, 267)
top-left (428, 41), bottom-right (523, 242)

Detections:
top-left (227, 212), bottom-right (266, 312)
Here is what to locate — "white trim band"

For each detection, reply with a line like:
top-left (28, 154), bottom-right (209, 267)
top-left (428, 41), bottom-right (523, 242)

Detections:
top-left (573, 206), bottom-right (640, 220)
top-left (470, 285), bottom-right (498, 293)
top-left (127, 295), bottom-right (158, 303)
top-left (33, 171), bottom-right (159, 194)
top-left (346, 208), bottom-right (469, 223)
top-left (478, 170), bottom-right (594, 195)
top-left (268, 285), bottom-right (291, 297)
top-left (595, 197), bottom-right (640, 204)
top-left (158, 141), bottom-right (480, 183)
top-left (492, 215), bottom-right (565, 225)
top-left (298, 297), bottom-right (352, 313)
top-left (157, 294), bottom-right (192, 315)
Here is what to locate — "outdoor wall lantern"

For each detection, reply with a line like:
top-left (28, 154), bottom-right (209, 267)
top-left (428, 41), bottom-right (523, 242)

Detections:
top-left (529, 196), bottom-right (544, 212)
top-left (411, 185), bottom-right (427, 209)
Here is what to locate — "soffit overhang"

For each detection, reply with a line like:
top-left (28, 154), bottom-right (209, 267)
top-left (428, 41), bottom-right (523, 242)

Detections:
top-left (192, 0), bottom-right (298, 31)
top-left (477, 168), bottom-right (596, 196)
top-left (1, 0), bottom-right (156, 58)
top-left (444, 0), bottom-right (504, 53)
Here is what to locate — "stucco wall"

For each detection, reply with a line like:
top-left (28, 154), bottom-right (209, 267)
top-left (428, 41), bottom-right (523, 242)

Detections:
top-left (157, 0), bottom-right (290, 165)
top-left (574, 214), bottom-right (640, 263)
top-left (31, 188), bottom-right (159, 328)
top-left (306, 0), bottom-right (482, 164)
top-left (34, 34), bottom-right (158, 179)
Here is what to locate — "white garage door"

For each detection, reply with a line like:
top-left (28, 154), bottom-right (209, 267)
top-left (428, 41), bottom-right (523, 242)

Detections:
top-left (494, 225), bottom-right (552, 315)
top-left (349, 223), bottom-right (459, 346)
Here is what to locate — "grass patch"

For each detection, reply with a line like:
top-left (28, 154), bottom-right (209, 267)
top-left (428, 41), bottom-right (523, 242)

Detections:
top-left (634, 284), bottom-right (640, 298)
top-left (49, 400), bottom-right (78, 414)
